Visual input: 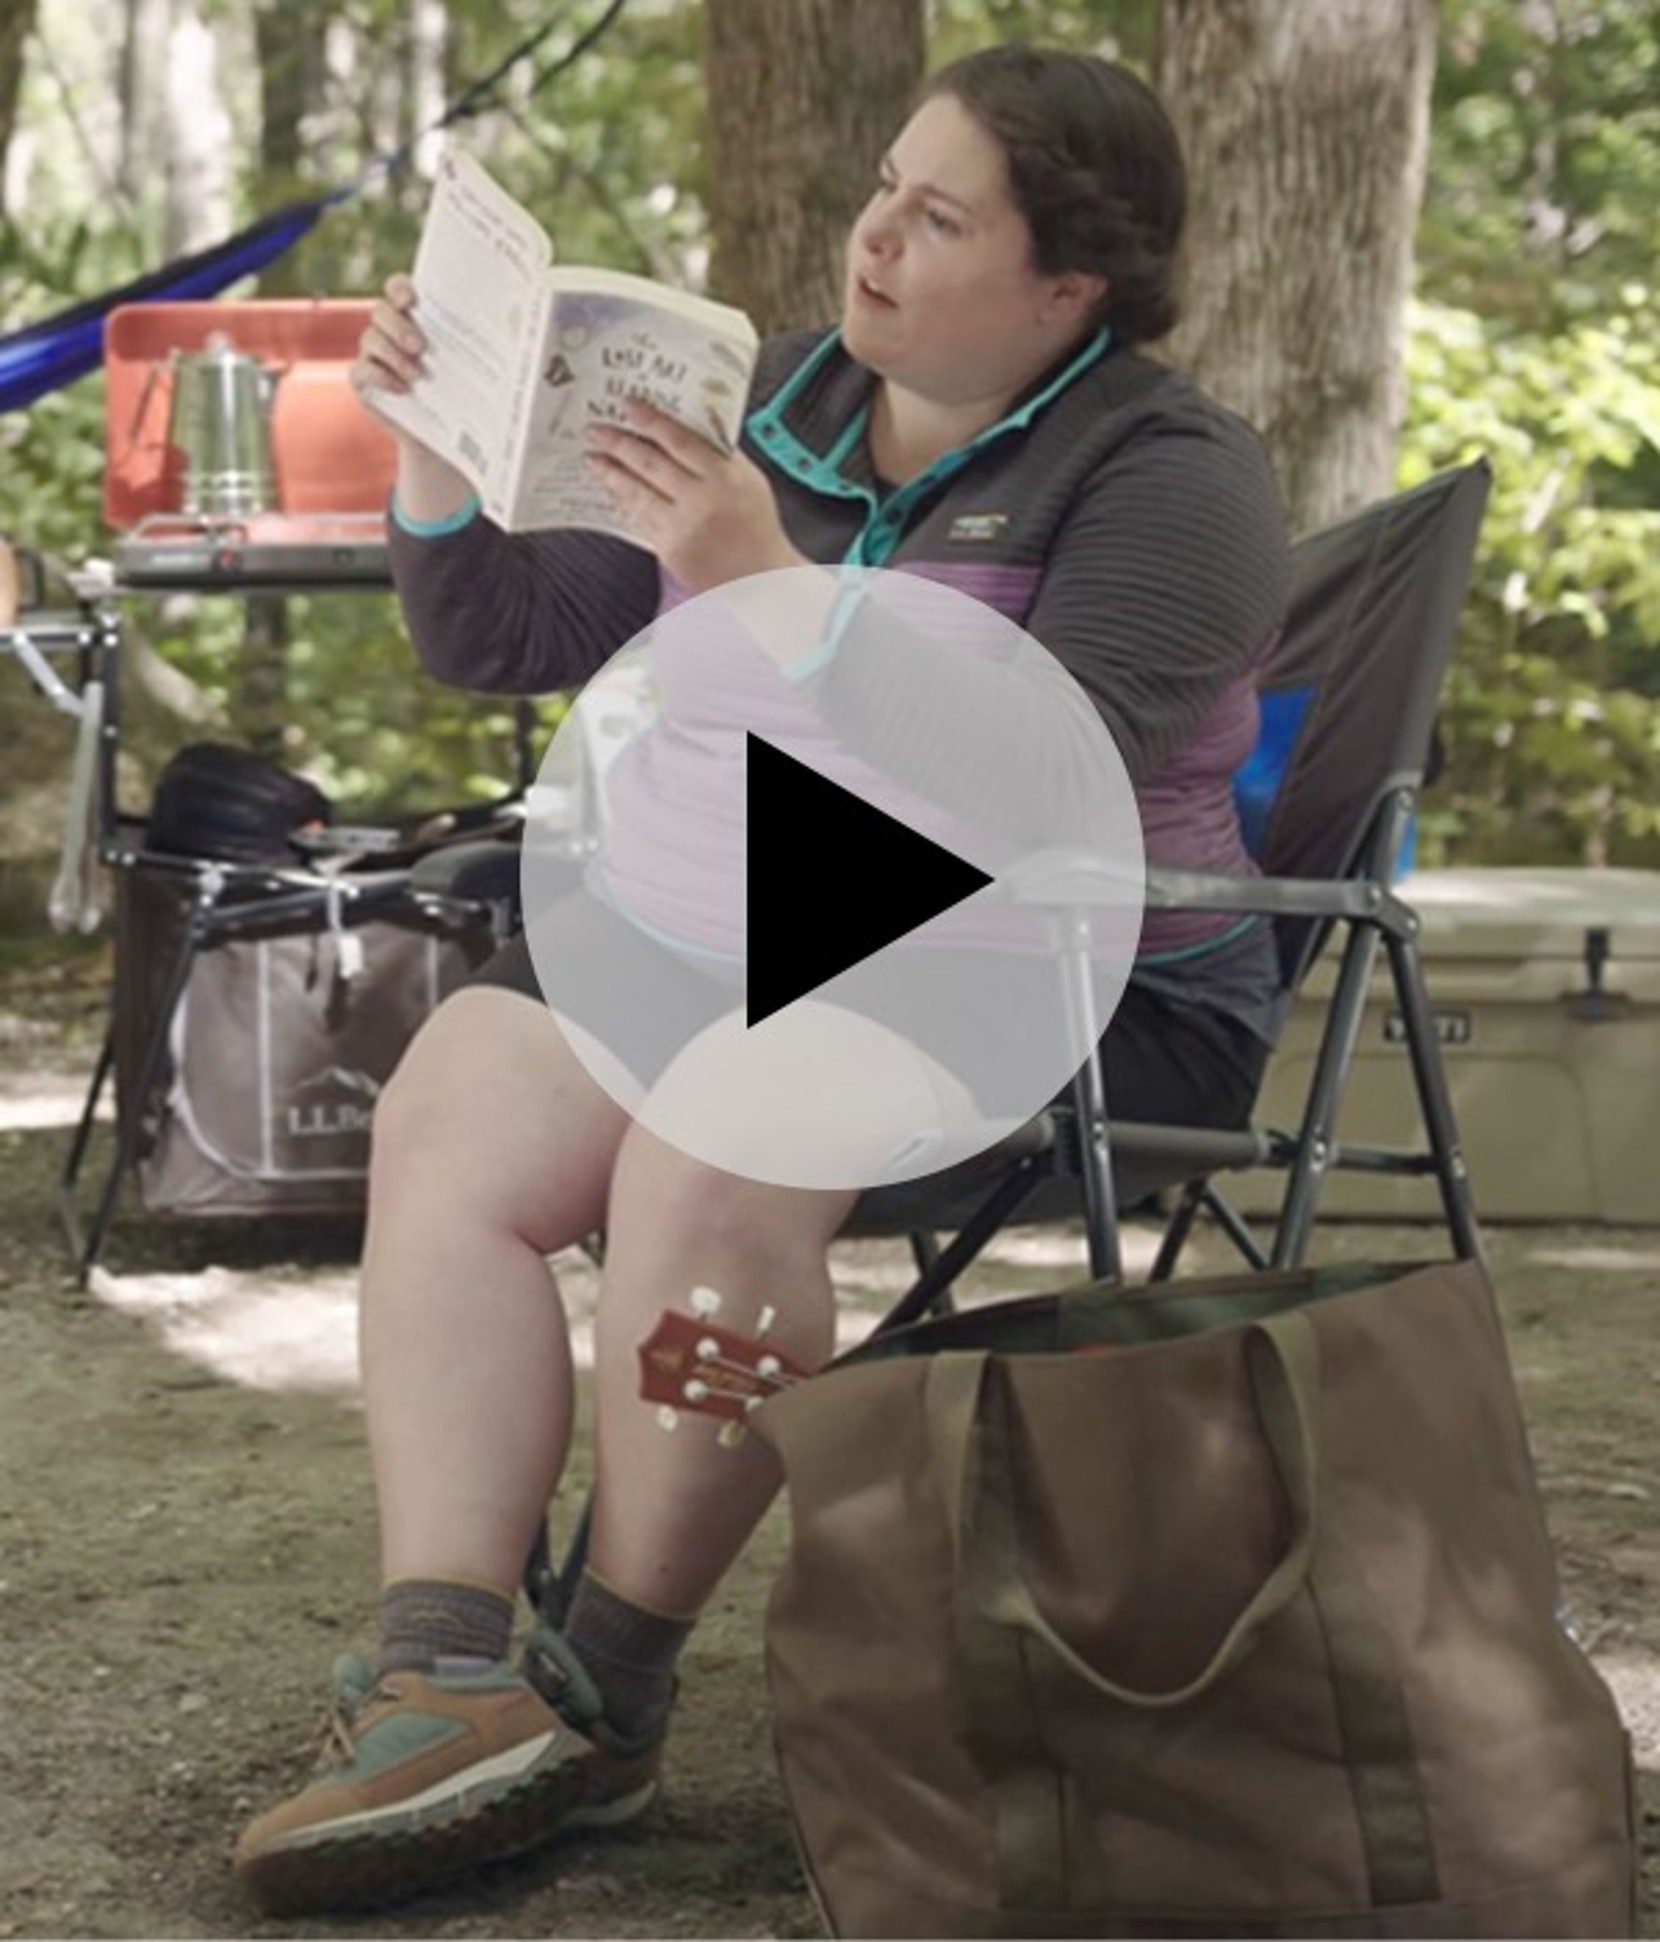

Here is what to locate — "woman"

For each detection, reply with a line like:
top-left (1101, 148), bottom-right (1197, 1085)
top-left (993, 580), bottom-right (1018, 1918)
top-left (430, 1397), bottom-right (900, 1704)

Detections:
top-left (235, 42), bottom-right (1289, 1913)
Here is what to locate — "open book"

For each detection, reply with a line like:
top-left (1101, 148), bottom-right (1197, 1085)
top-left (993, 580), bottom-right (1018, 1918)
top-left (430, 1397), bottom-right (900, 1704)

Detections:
top-left (369, 147), bottom-right (760, 538)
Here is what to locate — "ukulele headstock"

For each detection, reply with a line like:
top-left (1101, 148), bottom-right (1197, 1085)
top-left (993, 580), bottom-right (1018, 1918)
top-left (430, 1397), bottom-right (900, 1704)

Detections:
top-left (637, 1300), bottom-right (805, 1429)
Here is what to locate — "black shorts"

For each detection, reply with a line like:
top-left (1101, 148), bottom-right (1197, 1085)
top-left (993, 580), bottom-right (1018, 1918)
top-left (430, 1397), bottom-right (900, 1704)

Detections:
top-left (467, 889), bottom-right (1267, 1131)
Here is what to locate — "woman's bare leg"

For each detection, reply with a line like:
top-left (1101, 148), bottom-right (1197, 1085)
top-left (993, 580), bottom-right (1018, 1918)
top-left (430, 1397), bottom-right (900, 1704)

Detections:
top-left (580, 1004), bottom-right (975, 1616)
top-left (359, 985), bottom-right (632, 1595)
top-left (586, 1127), bottom-right (857, 1617)
top-left (234, 993), bottom-right (660, 1912)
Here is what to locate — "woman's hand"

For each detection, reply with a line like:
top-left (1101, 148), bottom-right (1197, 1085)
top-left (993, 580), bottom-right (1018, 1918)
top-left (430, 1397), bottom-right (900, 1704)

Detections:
top-left (351, 272), bottom-right (427, 401)
top-left (349, 273), bottom-right (475, 521)
top-left (586, 397), bottom-right (805, 591)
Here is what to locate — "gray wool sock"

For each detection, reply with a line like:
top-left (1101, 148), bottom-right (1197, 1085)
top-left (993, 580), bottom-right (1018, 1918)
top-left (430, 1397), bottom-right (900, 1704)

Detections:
top-left (377, 1576), bottom-right (515, 1674)
top-left (563, 1571), bottom-right (694, 1744)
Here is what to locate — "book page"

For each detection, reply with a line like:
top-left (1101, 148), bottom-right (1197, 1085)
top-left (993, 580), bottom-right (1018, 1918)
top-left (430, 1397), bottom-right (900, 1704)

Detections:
top-left (505, 271), bottom-right (758, 535)
top-left (365, 148), bottom-right (552, 515)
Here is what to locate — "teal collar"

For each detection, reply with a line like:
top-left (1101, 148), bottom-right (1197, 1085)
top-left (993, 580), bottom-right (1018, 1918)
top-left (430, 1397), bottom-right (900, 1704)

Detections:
top-left (746, 327), bottom-right (1111, 567)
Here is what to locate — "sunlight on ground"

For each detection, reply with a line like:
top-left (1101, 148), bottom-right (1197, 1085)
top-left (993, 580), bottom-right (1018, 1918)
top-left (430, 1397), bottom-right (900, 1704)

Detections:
top-left (88, 1250), bottom-right (599, 1399)
top-left (1598, 1649), bottom-right (1660, 1770)
top-left (89, 1264), bottom-right (365, 1396)
top-left (1529, 1244), bottom-right (1660, 1274)
top-left (0, 1073), bottom-right (107, 1132)
top-left (85, 1224), bottom-right (1161, 1400)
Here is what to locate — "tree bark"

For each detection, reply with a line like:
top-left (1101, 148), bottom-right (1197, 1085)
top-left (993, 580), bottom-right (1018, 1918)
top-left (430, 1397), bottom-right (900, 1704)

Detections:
top-left (704, 0), bottom-right (926, 332)
top-left (242, 0), bottom-right (333, 757)
top-left (402, 0), bottom-right (449, 182)
top-left (253, 0), bottom-right (324, 254)
top-left (0, 0), bottom-right (37, 204)
top-left (1154, 0), bottom-right (1437, 530)
top-left (163, 0), bottom-right (233, 254)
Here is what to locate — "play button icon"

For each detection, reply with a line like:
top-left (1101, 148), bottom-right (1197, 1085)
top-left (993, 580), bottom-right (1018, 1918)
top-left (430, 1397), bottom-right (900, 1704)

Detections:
top-left (745, 734), bottom-right (993, 1026)
top-left (521, 565), bottom-right (1145, 1191)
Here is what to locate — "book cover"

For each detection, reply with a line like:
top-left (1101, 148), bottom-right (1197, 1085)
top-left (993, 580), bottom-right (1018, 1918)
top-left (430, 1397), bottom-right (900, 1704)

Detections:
top-left (369, 148), bottom-right (759, 540)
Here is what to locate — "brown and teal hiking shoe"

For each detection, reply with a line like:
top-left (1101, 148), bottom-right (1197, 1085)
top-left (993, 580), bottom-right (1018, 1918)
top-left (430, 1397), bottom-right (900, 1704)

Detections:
top-left (233, 1649), bottom-right (662, 1915)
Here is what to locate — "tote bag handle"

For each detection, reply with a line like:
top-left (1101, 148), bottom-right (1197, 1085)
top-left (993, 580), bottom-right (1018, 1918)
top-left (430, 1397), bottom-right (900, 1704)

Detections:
top-left (925, 1312), bottom-right (1439, 1914)
top-left (925, 1314), bottom-right (1319, 1711)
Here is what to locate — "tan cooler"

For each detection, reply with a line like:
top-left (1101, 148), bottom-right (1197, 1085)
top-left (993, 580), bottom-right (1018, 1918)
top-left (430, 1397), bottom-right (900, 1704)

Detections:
top-left (1236, 866), bottom-right (1660, 1223)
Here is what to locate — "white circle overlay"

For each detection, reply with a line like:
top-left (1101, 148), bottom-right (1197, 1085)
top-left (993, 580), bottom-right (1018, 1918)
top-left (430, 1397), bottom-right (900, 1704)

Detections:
top-left (521, 566), bottom-right (1145, 1191)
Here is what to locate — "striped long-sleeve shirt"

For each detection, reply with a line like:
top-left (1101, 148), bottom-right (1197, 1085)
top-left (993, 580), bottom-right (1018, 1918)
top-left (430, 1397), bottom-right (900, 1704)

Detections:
top-left (387, 326), bottom-right (1291, 1039)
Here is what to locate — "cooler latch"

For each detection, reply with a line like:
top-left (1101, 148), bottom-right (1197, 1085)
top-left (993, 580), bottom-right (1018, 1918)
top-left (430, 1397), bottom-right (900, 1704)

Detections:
top-left (1566, 925), bottom-right (1627, 1022)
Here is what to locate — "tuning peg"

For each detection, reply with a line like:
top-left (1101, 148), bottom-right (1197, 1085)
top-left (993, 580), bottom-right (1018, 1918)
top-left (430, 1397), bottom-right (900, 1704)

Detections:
top-left (756, 1304), bottom-right (777, 1336)
top-left (690, 1285), bottom-right (722, 1318)
top-left (717, 1420), bottom-right (748, 1449)
top-left (655, 1405), bottom-right (680, 1433)
top-left (684, 1378), bottom-right (710, 1404)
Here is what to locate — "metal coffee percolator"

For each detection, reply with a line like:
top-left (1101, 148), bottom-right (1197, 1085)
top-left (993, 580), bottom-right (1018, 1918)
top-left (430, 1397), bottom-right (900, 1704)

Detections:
top-left (165, 332), bottom-right (281, 517)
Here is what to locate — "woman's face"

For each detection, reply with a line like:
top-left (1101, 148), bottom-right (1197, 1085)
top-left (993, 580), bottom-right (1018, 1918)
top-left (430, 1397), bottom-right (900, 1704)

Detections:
top-left (842, 93), bottom-right (1101, 404)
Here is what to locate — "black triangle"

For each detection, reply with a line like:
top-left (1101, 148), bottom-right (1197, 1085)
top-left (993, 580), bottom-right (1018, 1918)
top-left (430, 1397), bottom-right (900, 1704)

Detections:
top-left (747, 733), bottom-right (994, 1027)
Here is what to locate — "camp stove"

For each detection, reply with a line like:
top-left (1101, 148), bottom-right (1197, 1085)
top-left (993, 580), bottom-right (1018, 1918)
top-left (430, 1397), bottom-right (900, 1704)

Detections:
top-left (103, 299), bottom-right (400, 590)
top-left (112, 507), bottom-right (390, 590)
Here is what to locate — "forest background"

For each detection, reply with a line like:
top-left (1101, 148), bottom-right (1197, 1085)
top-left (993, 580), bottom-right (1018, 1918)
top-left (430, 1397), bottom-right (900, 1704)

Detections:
top-left (2, 0), bottom-right (1659, 914)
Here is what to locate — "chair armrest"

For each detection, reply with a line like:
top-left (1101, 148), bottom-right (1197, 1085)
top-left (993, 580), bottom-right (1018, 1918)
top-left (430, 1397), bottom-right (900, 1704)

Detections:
top-left (408, 836), bottom-right (525, 905)
top-left (1001, 848), bottom-right (1419, 938)
top-left (1144, 865), bottom-right (1414, 933)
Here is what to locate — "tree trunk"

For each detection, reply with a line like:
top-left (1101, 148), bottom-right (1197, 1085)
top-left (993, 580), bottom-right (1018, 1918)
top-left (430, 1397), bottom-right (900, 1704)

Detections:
top-left (163, 0), bottom-right (233, 254)
top-left (0, 0), bottom-right (39, 208)
top-left (242, 0), bottom-right (331, 757)
top-left (704, 0), bottom-right (926, 331)
top-left (1154, 0), bottom-right (1437, 530)
top-left (114, 0), bottom-right (170, 262)
top-left (253, 0), bottom-right (324, 263)
top-left (402, 0), bottom-right (449, 182)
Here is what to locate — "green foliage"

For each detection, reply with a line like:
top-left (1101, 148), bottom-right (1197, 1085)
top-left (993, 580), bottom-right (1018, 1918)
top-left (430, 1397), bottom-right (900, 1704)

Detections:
top-left (7, 0), bottom-right (1660, 855)
top-left (0, 379), bottom-right (106, 567)
top-left (459, 0), bottom-right (707, 286)
top-left (1401, 295), bottom-right (1660, 865)
top-left (1428, 0), bottom-right (1660, 329)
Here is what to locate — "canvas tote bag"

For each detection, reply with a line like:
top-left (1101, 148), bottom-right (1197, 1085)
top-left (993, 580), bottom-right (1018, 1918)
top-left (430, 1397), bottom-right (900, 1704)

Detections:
top-left (753, 1259), bottom-right (1637, 1939)
top-left (114, 865), bottom-right (495, 1218)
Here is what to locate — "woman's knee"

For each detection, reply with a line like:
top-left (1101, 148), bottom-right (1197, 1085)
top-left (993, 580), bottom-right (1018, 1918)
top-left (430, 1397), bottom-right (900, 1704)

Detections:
top-left (611, 1126), bottom-right (854, 1273)
top-left (369, 992), bottom-right (508, 1179)
top-left (367, 988), bottom-right (627, 1239)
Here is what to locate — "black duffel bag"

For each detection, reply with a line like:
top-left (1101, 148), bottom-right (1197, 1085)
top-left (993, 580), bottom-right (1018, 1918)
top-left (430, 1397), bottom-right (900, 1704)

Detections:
top-left (147, 741), bottom-right (332, 865)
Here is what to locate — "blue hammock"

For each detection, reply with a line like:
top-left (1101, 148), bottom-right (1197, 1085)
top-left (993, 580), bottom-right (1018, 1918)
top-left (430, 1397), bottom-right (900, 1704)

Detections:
top-left (0, 192), bottom-right (341, 414)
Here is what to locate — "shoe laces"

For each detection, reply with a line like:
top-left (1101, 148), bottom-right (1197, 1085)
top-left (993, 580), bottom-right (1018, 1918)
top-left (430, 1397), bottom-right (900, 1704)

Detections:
top-left (311, 1654), bottom-right (394, 1772)
top-left (316, 1698), bottom-right (363, 1771)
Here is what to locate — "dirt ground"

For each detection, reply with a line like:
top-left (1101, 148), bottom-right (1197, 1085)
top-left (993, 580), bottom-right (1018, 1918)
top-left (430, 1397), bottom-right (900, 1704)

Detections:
top-left (0, 940), bottom-right (1656, 1941)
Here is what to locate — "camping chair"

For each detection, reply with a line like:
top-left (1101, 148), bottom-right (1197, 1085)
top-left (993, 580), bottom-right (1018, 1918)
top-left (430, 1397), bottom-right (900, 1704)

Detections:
top-left (450, 460), bottom-right (1491, 1308)
top-left (847, 456), bottom-right (1494, 1329)
top-left (521, 455), bottom-right (1494, 1625)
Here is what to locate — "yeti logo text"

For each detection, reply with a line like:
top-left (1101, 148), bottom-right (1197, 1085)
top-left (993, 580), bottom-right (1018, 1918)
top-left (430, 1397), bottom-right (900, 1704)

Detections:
top-left (285, 1066), bottom-right (382, 1139)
